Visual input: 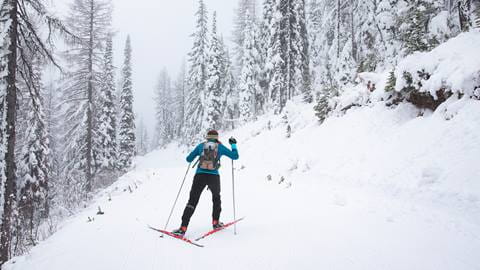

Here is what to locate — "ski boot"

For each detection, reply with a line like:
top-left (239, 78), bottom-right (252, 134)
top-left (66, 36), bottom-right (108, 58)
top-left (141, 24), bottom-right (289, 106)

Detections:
top-left (212, 220), bottom-right (225, 230)
top-left (171, 226), bottom-right (187, 237)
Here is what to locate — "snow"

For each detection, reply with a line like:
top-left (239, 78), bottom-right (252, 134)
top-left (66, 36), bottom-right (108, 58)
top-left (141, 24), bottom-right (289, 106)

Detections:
top-left (4, 99), bottom-right (480, 270)
top-left (394, 31), bottom-right (480, 97)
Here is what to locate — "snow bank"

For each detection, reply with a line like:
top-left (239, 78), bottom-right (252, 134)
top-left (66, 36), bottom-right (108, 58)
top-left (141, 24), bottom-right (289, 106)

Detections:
top-left (229, 98), bottom-right (480, 209)
top-left (394, 31), bottom-right (480, 97)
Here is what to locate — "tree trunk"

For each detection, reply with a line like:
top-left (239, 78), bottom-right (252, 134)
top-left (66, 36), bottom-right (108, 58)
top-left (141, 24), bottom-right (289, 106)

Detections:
top-left (0, 0), bottom-right (18, 265)
top-left (85, 0), bottom-right (94, 193)
top-left (337, 0), bottom-right (341, 59)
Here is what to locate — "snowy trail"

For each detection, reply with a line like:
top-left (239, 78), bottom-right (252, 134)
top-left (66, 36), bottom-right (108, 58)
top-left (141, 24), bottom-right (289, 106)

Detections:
top-left (5, 101), bottom-right (480, 270)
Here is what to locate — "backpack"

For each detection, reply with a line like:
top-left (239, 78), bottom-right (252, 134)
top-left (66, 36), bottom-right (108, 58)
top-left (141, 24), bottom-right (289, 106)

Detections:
top-left (199, 141), bottom-right (220, 170)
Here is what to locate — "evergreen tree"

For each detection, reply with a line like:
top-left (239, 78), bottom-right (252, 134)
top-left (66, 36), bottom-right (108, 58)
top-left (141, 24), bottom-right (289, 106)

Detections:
top-left (16, 57), bottom-right (49, 251)
top-left (136, 118), bottom-right (149, 155)
top-left (294, 0), bottom-right (313, 103)
top-left (398, 0), bottom-right (441, 55)
top-left (221, 45), bottom-right (238, 130)
top-left (385, 70), bottom-right (397, 92)
top-left (184, 0), bottom-right (209, 144)
top-left (62, 0), bottom-right (112, 193)
top-left (174, 61), bottom-right (187, 137)
top-left (268, 0), bottom-right (287, 114)
top-left (239, 11), bottom-right (261, 123)
top-left (97, 35), bottom-right (117, 171)
top-left (205, 12), bottom-right (225, 130)
top-left (258, 0), bottom-right (275, 105)
top-left (0, 0), bottom-right (70, 262)
top-left (118, 36), bottom-right (136, 170)
top-left (232, 0), bottom-right (258, 76)
top-left (43, 80), bottom-right (61, 214)
top-left (154, 69), bottom-right (174, 147)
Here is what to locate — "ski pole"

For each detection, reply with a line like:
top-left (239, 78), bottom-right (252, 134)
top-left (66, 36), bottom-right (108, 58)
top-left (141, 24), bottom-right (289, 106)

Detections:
top-left (231, 159), bottom-right (237, 235)
top-left (162, 161), bottom-right (192, 235)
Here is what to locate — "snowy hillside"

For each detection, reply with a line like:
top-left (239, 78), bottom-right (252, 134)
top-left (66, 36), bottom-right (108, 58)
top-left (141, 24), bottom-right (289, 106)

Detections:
top-left (5, 99), bottom-right (480, 270)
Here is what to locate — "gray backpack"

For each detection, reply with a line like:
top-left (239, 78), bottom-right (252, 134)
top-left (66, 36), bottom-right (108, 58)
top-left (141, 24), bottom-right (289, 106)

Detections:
top-left (199, 141), bottom-right (220, 170)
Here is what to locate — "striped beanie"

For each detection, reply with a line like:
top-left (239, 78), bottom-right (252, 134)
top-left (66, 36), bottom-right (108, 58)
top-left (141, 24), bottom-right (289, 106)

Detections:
top-left (206, 130), bottom-right (219, 140)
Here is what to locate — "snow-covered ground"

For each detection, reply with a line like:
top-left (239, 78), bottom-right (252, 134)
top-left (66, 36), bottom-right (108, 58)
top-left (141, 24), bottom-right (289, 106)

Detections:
top-left (5, 99), bottom-right (480, 270)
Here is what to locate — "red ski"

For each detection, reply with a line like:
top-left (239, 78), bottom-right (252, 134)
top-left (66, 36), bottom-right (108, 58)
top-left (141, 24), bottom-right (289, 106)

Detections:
top-left (195, 217), bottom-right (245, 241)
top-left (148, 226), bottom-right (204, 248)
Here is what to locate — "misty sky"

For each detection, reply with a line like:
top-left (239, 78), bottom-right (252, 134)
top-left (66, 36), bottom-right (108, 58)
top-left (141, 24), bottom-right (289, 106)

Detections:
top-left (50, 0), bottom-right (238, 135)
top-left (111, 0), bottom-right (237, 135)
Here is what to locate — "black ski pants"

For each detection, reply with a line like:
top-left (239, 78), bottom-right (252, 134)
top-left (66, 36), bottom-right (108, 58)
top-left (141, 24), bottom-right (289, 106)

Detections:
top-left (181, 173), bottom-right (221, 227)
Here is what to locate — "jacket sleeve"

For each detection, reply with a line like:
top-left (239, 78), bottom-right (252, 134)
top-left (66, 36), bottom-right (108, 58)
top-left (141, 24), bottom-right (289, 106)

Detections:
top-left (186, 144), bottom-right (202, 163)
top-left (219, 143), bottom-right (239, 160)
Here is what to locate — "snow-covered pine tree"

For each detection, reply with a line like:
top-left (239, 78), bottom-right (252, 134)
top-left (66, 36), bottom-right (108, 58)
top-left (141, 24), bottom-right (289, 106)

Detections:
top-left (43, 80), bottom-right (61, 213)
top-left (97, 35), bottom-right (117, 172)
top-left (118, 36), bottom-right (136, 170)
top-left (173, 61), bottom-right (187, 137)
top-left (16, 56), bottom-right (50, 252)
top-left (184, 0), bottom-right (209, 144)
top-left (62, 0), bottom-right (112, 193)
top-left (205, 12), bottom-right (225, 130)
top-left (232, 0), bottom-right (258, 76)
top-left (294, 0), bottom-right (313, 103)
top-left (258, 0), bottom-right (275, 106)
top-left (220, 42), bottom-right (238, 130)
top-left (268, 0), bottom-right (287, 114)
top-left (154, 69), bottom-right (174, 147)
top-left (238, 11), bottom-right (261, 123)
top-left (0, 0), bottom-right (70, 262)
top-left (307, 0), bottom-right (322, 69)
top-left (136, 118), bottom-right (149, 155)
top-left (398, 0), bottom-right (441, 55)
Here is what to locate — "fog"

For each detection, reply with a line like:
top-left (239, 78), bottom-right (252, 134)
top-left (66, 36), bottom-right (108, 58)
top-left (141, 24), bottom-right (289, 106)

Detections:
top-left (111, 0), bottom-right (237, 134)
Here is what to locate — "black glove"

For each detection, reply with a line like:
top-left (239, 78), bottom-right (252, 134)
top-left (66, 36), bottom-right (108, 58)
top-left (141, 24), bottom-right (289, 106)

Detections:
top-left (229, 137), bottom-right (237, 145)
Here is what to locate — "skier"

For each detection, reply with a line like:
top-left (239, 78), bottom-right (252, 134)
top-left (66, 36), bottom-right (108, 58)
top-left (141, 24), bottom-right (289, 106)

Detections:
top-left (172, 130), bottom-right (239, 236)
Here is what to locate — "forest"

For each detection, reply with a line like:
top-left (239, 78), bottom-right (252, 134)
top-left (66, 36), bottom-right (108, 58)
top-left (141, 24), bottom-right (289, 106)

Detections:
top-left (0, 0), bottom-right (479, 267)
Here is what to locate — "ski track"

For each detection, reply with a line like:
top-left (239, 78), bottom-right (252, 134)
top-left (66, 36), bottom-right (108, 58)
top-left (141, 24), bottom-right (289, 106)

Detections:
top-left (5, 101), bottom-right (480, 270)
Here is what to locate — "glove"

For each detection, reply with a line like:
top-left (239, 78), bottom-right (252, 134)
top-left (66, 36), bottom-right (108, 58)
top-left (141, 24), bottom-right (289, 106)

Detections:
top-left (229, 137), bottom-right (237, 145)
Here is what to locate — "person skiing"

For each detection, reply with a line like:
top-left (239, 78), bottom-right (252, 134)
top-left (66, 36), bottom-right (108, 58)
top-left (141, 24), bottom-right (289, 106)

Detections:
top-left (172, 130), bottom-right (239, 236)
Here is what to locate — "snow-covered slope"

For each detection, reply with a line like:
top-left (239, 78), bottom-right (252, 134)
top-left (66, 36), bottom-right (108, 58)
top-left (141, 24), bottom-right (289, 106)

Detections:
top-left (5, 100), bottom-right (480, 270)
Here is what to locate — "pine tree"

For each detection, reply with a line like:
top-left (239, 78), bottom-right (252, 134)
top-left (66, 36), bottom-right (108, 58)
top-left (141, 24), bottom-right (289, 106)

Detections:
top-left (258, 0), bottom-right (275, 105)
top-left (232, 0), bottom-right (258, 76)
top-left (62, 0), bottom-right (112, 193)
top-left (136, 118), bottom-right (149, 155)
top-left (314, 88), bottom-right (332, 124)
top-left (221, 45), bottom-right (238, 130)
top-left (294, 0), bottom-right (313, 103)
top-left (184, 0), bottom-right (209, 144)
top-left (205, 12), bottom-right (225, 130)
top-left (239, 11), bottom-right (261, 123)
top-left (154, 69), bottom-right (175, 147)
top-left (43, 80), bottom-right (61, 214)
top-left (0, 0), bottom-right (70, 262)
top-left (385, 70), bottom-right (397, 92)
top-left (16, 57), bottom-right (50, 251)
top-left (118, 36), bottom-right (136, 170)
top-left (268, 0), bottom-right (287, 114)
top-left (173, 61), bottom-right (187, 137)
top-left (398, 0), bottom-right (441, 55)
top-left (97, 35), bottom-right (117, 171)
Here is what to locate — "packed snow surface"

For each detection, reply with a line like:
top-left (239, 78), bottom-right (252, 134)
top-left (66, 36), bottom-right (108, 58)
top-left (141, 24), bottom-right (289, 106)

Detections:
top-left (5, 100), bottom-right (480, 270)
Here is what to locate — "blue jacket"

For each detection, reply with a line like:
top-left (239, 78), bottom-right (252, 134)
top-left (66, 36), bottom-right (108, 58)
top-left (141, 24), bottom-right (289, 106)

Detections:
top-left (186, 140), bottom-right (239, 175)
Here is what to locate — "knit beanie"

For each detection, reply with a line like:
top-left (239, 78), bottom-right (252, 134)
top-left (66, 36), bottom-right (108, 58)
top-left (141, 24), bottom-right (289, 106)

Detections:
top-left (206, 130), bottom-right (219, 140)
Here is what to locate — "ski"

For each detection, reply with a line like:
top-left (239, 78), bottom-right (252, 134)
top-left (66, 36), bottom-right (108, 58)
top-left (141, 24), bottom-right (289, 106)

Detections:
top-left (148, 226), bottom-right (204, 248)
top-left (195, 217), bottom-right (245, 241)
